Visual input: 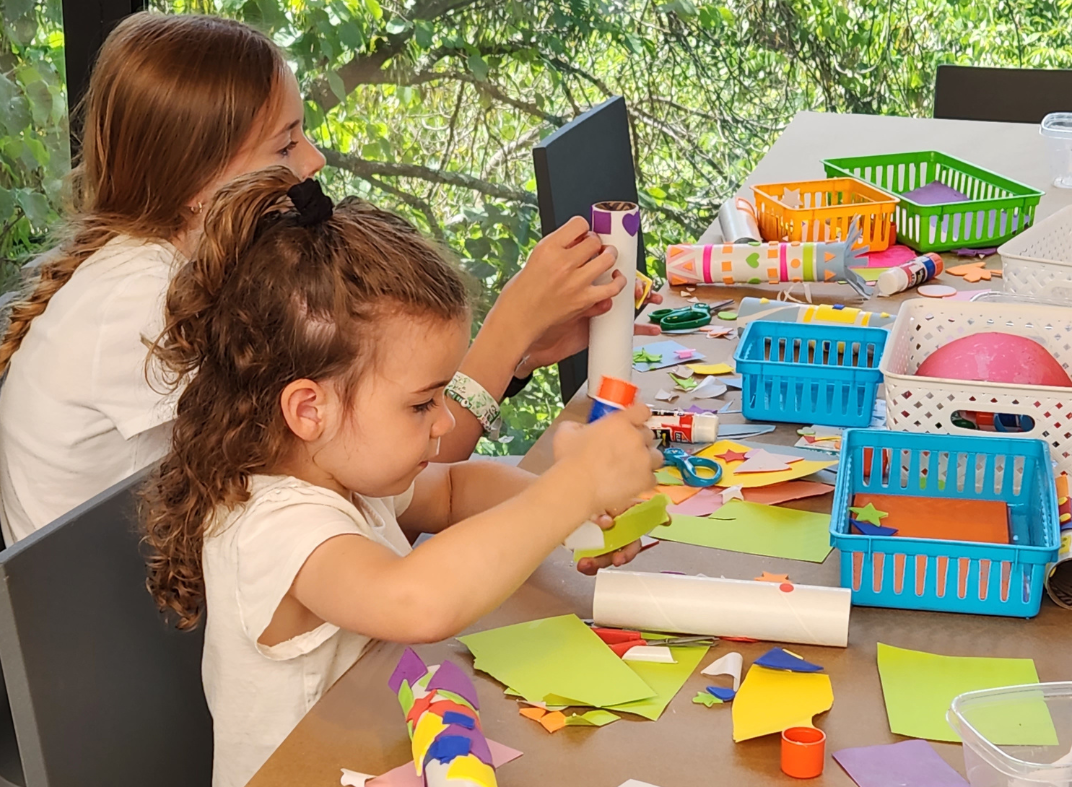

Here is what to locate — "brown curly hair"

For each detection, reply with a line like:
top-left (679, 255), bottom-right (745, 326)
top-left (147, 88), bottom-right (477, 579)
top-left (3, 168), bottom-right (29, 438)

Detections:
top-left (0, 13), bottom-right (286, 373)
top-left (141, 167), bottom-right (469, 629)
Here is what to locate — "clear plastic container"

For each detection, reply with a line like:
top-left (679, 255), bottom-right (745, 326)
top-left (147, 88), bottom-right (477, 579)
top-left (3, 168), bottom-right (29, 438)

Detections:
top-left (947, 683), bottom-right (1072, 787)
top-left (1041, 113), bottom-right (1072, 189)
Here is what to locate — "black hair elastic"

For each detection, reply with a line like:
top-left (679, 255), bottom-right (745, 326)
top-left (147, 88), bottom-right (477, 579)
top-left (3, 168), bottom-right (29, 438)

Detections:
top-left (287, 179), bottom-right (334, 226)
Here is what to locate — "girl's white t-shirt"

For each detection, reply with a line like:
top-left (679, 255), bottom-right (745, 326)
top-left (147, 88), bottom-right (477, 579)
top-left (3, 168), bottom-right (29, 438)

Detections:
top-left (0, 235), bottom-right (182, 544)
top-left (202, 474), bottom-right (414, 787)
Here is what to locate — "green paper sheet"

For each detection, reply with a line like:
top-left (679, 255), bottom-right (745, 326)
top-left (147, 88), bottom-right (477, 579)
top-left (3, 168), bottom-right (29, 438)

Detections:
top-left (564, 709), bottom-right (620, 727)
top-left (654, 468), bottom-right (684, 486)
top-left (876, 643), bottom-right (1057, 744)
top-left (575, 494), bottom-right (670, 559)
top-left (654, 501), bottom-right (833, 562)
top-left (459, 615), bottom-right (656, 708)
top-left (693, 691), bottom-right (722, 707)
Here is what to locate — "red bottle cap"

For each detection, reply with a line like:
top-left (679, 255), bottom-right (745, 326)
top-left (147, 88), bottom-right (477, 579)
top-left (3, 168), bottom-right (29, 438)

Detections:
top-left (594, 376), bottom-right (638, 408)
top-left (781, 726), bottom-right (825, 779)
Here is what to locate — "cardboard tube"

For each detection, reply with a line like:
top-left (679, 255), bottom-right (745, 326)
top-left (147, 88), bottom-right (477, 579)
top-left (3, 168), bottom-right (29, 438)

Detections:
top-left (718, 198), bottom-right (762, 243)
top-left (588, 202), bottom-right (639, 392)
top-left (592, 570), bottom-right (851, 647)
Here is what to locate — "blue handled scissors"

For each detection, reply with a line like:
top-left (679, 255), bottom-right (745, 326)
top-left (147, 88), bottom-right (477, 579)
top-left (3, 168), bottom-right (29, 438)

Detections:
top-left (661, 447), bottom-right (723, 487)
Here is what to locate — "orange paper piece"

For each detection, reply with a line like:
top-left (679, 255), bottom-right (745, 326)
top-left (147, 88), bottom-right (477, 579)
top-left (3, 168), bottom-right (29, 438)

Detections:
top-left (947, 261), bottom-right (1000, 283)
top-left (742, 481), bottom-right (834, 505)
top-left (539, 711), bottom-right (568, 733)
top-left (640, 484), bottom-right (701, 505)
top-left (851, 493), bottom-right (1009, 544)
top-left (755, 572), bottom-right (790, 583)
top-left (520, 706), bottom-right (547, 722)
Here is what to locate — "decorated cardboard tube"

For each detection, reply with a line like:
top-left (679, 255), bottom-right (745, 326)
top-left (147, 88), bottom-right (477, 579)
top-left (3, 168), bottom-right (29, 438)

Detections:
top-left (588, 201), bottom-right (639, 392)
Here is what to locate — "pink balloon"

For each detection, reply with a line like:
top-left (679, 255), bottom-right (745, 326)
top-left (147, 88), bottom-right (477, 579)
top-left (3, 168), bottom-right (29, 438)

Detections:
top-left (916, 332), bottom-right (1072, 388)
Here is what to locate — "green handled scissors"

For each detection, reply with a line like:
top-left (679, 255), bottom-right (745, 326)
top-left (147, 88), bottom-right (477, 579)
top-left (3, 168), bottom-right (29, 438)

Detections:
top-left (648, 303), bottom-right (712, 331)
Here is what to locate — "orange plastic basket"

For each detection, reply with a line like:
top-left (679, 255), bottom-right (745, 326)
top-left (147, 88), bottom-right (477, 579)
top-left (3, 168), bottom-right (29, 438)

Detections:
top-left (751, 177), bottom-right (899, 251)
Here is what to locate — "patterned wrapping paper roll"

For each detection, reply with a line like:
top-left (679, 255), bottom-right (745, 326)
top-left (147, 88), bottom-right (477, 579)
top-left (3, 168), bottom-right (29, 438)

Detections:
top-left (735, 297), bottom-right (897, 330)
top-left (389, 649), bottom-right (497, 787)
top-left (588, 201), bottom-right (639, 392)
top-left (666, 218), bottom-right (870, 297)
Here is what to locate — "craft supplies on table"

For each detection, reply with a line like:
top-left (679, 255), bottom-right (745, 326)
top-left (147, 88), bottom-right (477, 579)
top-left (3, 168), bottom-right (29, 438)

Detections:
top-left (823, 151), bottom-right (1043, 252)
top-left (876, 252), bottom-right (944, 296)
top-left (998, 203), bottom-right (1072, 305)
top-left (752, 176), bottom-right (898, 251)
top-left (646, 409), bottom-right (719, 444)
top-left (588, 201), bottom-right (638, 388)
top-left (880, 298), bottom-right (1072, 475)
top-left (717, 197), bottom-right (761, 243)
top-left (733, 320), bottom-right (887, 427)
top-left (647, 303), bottom-right (711, 331)
top-left (592, 570), bottom-right (852, 647)
top-left (665, 219), bottom-right (871, 296)
top-left (736, 297), bottom-right (896, 330)
top-left (947, 682), bottom-right (1071, 787)
top-left (830, 429), bottom-right (1060, 617)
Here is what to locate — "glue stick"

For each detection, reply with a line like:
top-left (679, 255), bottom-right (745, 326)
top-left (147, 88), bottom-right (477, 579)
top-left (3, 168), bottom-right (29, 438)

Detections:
top-left (876, 252), bottom-right (944, 297)
top-left (587, 376), bottom-right (638, 423)
top-left (647, 409), bottom-right (719, 444)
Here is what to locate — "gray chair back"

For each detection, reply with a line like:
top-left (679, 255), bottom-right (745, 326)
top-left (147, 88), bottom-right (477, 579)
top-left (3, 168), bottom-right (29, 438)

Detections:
top-left (0, 468), bottom-right (211, 787)
top-left (934, 65), bottom-right (1072, 124)
top-left (533, 95), bottom-right (645, 402)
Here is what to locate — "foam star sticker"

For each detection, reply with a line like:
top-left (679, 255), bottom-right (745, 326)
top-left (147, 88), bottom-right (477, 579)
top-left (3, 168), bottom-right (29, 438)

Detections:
top-left (849, 502), bottom-right (888, 525)
top-left (755, 572), bottom-right (790, 583)
top-left (721, 485), bottom-right (744, 503)
top-left (947, 261), bottom-right (1001, 283)
top-left (716, 448), bottom-right (749, 463)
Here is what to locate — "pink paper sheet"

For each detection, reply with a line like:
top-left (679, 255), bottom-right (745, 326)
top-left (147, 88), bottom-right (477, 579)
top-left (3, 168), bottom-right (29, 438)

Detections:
top-left (369, 740), bottom-right (523, 786)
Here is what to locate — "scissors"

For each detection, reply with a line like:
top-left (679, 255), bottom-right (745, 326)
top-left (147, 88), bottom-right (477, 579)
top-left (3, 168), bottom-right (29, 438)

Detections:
top-left (590, 626), bottom-right (719, 657)
top-left (648, 303), bottom-right (712, 331)
top-left (661, 446), bottom-right (722, 487)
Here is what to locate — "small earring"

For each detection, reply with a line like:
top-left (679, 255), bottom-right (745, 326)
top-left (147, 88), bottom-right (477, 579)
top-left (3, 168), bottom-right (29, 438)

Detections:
top-left (190, 201), bottom-right (203, 215)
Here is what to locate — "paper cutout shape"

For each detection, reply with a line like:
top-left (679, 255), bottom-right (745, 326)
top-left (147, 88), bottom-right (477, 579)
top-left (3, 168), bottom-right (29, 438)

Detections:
top-left (654, 468), bottom-right (683, 486)
top-left (669, 372), bottom-right (698, 391)
top-left (424, 734), bottom-right (471, 766)
top-left (634, 341), bottom-right (705, 371)
top-left (918, 284), bottom-right (957, 298)
top-left (446, 753), bottom-right (496, 785)
top-left (754, 647), bottom-right (823, 673)
top-left (562, 521), bottom-right (604, 552)
top-left (670, 478), bottom-right (832, 516)
top-left (618, 781), bottom-right (664, 787)
top-left (427, 661), bottom-right (480, 710)
top-left (903, 180), bottom-right (969, 204)
top-left (657, 502), bottom-right (833, 562)
top-left (538, 711), bottom-right (567, 733)
top-left (601, 644), bottom-right (710, 721)
top-left (876, 643), bottom-right (1055, 744)
top-left (701, 652), bottom-right (743, 689)
top-left (622, 645), bottom-right (676, 664)
top-left (851, 493), bottom-right (1010, 545)
top-left (459, 615), bottom-right (657, 708)
top-left (850, 519), bottom-right (898, 536)
top-left (693, 691), bottom-right (722, 707)
top-left (755, 572), bottom-right (790, 583)
top-left (341, 769), bottom-right (376, 787)
top-left (848, 503), bottom-right (887, 526)
top-left (574, 495), bottom-right (670, 560)
top-left (695, 441), bottom-right (835, 488)
top-left (674, 348), bottom-right (696, 359)
top-left (732, 665), bottom-right (833, 742)
top-left (442, 711), bottom-right (475, 729)
top-left (411, 712), bottom-right (448, 774)
top-left (833, 739), bottom-right (969, 787)
top-left (640, 484), bottom-right (700, 505)
top-left (715, 448), bottom-right (749, 463)
top-left (655, 389), bottom-right (679, 402)
top-left (666, 488), bottom-right (723, 517)
top-left (687, 363), bottom-right (734, 375)
top-left (519, 707), bottom-right (546, 722)
top-left (365, 740), bottom-right (522, 787)
top-left (706, 686), bottom-right (736, 702)
top-left (564, 710), bottom-right (620, 727)
top-left (389, 649), bottom-right (428, 694)
top-left (721, 485), bottom-right (744, 503)
top-left (947, 261), bottom-right (997, 282)
top-left (722, 375), bottom-right (743, 388)
top-left (690, 377), bottom-right (728, 399)
top-left (733, 449), bottom-right (795, 474)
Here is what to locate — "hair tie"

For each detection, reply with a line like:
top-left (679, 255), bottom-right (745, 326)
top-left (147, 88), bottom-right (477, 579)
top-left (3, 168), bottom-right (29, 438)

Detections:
top-left (287, 179), bottom-right (334, 227)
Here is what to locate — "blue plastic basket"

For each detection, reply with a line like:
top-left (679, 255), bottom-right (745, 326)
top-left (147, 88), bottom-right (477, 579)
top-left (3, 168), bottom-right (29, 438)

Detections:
top-left (733, 321), bottom-right (887, 427)
top-left (831, 429), bottom-right (1060, 618)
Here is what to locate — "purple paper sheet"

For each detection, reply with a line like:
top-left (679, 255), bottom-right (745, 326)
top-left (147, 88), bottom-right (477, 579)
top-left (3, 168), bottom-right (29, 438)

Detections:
top-left (388, 648), bottom-right (428, 694)
top-left (686, 405), bottom-right (717, 415)
top-left (833, 739), bottom-right (968, 787)
top-left (903, 180), bottom-right (970, 205)
top-left (954, 247), bottom-right (999, 257)
top-left (426, 660), bottom-right (480, 710)
top-left (368, 739), bottom-right (522, 787)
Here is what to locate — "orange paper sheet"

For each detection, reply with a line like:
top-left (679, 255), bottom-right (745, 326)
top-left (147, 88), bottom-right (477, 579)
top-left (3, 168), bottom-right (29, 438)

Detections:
top-left (640, 484), bottom-right (701, 505)
top-left (852, 493), bottom-right (1009, 544)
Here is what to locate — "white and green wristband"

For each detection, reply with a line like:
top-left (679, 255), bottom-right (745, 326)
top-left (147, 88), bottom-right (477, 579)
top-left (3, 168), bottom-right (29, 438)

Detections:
top-left (446, 372), bottom-right (502, 438)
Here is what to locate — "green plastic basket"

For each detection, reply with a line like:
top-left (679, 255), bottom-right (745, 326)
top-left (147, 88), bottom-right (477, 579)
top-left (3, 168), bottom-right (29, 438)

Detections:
top-left (822, 151), bottom-right (1043, 253)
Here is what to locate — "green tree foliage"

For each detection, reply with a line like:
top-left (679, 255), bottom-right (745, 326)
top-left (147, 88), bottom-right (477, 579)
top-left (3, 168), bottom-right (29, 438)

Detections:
top-left (5, 0), bottom-right (1072, 451)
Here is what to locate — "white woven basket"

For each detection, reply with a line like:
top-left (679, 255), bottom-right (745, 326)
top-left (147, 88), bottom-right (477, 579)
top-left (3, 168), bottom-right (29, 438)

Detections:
top-left (998, 204), bottom-right (1072, 304)
top-left (881, 298), bottom-right (1072, 475)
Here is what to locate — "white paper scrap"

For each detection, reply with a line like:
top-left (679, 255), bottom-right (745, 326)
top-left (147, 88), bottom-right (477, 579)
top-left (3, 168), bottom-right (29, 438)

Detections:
top-left (701, 651), bottom-right (743, 690)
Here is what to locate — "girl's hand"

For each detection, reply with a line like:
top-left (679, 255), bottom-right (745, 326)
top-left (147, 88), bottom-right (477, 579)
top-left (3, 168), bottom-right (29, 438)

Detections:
top-left (552, 402), bottom-right (662, 514)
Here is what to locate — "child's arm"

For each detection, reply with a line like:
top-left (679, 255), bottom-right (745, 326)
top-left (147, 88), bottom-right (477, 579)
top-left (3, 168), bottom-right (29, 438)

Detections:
top-left (287, 404), bottom-right (657, 644)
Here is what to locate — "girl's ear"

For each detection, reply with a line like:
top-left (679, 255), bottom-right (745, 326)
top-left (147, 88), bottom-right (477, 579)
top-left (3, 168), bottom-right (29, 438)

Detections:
top-left (280, 379), bottom-right (331, 442)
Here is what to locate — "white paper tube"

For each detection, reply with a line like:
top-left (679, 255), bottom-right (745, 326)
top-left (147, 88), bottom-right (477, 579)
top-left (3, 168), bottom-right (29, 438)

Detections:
top-left (588, 201), bottom-right (638, 392)
top-left (592, 570), bottom-right (851, 647)
top-left (718, 198), bottom-right (761, 243)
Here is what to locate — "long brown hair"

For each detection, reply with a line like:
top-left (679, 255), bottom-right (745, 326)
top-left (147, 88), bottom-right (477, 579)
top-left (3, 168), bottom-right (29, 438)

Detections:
top-left (0, 13), bottom-right (286, 372)
top-left (142, 167), bottom-right (469, 629)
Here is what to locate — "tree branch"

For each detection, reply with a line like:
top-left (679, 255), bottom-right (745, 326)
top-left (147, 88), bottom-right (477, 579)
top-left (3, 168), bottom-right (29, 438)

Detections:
top-left (359, 173), bottom-right (446, 243)
top-left (322, 149), bottom-right (537, 206)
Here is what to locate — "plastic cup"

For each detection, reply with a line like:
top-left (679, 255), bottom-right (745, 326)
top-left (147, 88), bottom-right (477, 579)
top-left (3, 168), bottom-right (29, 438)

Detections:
top-left (781, 726), bottom-right (826, 779)
top-left (1041, 112), bottom-right (1072, 189)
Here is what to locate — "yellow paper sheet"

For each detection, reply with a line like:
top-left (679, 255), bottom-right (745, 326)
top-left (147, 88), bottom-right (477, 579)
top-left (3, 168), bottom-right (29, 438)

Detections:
top-left (732, 665), bottom-right (833, 742)
top-left (693, 440), bottom-right (836, 488)
top-left (446, 753), bottom-right (496, 785)
top-left (687, 362), bottom-right (734, 375)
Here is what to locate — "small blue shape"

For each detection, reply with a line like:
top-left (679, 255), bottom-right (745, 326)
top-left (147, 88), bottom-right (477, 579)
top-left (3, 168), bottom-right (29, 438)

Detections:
top-left (850, 518), bottom-right (898, 536)
top-left (833, 304), bottom-right (846, 310)
top-left (754, 647), bottom-right (824, 673)
top-left (442, 711), bottom-right (476, 729)
top-left (424, 735), bottom-right (471, 766)
top-left (706, 686), bottom-right (736, 702)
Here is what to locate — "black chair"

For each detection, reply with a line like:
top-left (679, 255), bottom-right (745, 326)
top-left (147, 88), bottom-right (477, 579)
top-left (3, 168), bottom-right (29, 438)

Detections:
top-left (934, 65), bottom-right (1072, 124)
top-left (0, 468), bottom-right (212, 787)
top-left (533, 95), bottom-right (645, 402)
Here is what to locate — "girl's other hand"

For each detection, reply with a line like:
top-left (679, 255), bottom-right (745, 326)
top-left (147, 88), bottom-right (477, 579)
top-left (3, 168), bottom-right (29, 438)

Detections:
top-left (633, 283), bottom-right (663, 337)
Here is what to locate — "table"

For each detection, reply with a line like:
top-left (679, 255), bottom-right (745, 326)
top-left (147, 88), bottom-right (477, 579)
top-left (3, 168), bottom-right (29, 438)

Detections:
top-left (249, 112), bottom-right (1072, 787)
